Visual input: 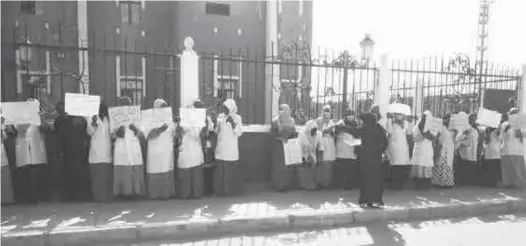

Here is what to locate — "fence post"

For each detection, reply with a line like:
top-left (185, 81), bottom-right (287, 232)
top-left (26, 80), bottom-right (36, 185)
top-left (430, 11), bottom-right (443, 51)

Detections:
top-left (374, 54), bottom-right (390, 107)
top-left (180, 37), bottom-right (199, 108)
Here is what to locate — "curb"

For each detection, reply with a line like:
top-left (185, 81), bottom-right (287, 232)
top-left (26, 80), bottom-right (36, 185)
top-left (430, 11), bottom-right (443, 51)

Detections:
top-left (3, 199), bottom-right (526, 246)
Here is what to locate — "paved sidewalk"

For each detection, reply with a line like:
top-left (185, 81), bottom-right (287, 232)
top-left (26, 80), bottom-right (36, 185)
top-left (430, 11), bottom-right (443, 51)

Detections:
top-left (2, 187), bottom-right (526, 246)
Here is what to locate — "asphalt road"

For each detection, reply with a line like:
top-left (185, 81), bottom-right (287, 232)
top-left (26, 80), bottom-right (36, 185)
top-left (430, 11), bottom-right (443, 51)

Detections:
top-left (94, 213), bottom-right (526, 246)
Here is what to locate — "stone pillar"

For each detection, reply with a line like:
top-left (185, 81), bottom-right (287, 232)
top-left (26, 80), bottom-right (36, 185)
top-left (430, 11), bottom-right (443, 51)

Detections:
top-left (77, 0), bottom-right (89, 94)
top-left (265, 0), bottom-right (280, 123)
top-left (374, 54), bottom-right (391, 113)
top-left (180, 37), bottom-right (199, 108)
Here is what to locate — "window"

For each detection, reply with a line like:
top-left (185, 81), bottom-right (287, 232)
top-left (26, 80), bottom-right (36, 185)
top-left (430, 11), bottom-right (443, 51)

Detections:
top-left (206, 2), bottom-right (230, 16)
top-left (16, 50), bottom-right (51, 98)
top-left (120, 1), bottom-right (142, 25)
top-left (116, 56), bottom-right (146, 106)
top-left (213, 55), bottom-right (242, 99)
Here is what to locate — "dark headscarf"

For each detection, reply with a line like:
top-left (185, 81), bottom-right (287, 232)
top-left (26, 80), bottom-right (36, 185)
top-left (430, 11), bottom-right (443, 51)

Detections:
top-left (99, 101), bottom-right (109, 120)
top-left (360, 112), bottom-right (377, 126)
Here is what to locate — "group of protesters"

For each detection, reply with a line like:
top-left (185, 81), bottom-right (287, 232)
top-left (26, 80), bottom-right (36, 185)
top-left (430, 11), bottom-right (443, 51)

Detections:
top-left (269, 102), bottom-right (526, 209)
top-left (1, 96), bottom-right (525, 209)
top-left (1, 96), bottom-right (243, 204)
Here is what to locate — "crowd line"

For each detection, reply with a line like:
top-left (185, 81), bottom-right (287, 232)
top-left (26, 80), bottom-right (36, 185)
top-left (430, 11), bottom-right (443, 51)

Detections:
top-left (1, 97), bottom-right (525, 209)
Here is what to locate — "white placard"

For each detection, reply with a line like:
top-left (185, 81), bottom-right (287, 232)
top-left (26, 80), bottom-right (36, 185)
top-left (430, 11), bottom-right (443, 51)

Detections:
top-left (141, 107), bottom-right (173, 130)
top-left (180, 108), bottom-right (206, 128)
top-left (476, 108), bottom-right (502, 128)
top-left (1, 101), bottom-right (41, 125)
top-left (387, 103), bottom-right (412, 116)
top-left (509, 114), bottom-right (526, 130)
top-left (424, 117), bottom-right (443, 133)
top-left (283, 138), bottom-right (303, 166)
top-left (65, 93), bottom-right (100, 116)
top-left (449, 113), bottom-right (470, 131)
top-left (108, 106), bottom-right (141, 131)
top-left (342, 133), bottom-right (361, 146)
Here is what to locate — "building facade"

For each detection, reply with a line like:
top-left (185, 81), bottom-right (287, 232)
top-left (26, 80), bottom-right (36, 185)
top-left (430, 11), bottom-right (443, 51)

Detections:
top-left (1, 0), bottom-right (312, 124)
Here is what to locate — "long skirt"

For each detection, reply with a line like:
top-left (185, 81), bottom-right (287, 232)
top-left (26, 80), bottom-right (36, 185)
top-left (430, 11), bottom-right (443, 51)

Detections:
top-left (386, 165), bottom-right (411, 190)
top-left (214, 160), bottom-right (243, 196)
top-left (177, 165), bottom-right (204, 199)
top-left (454, 158), bottom-right (480, 186)
top-left (270, 140), bottom-right (297, 191)
top-left (481, 159), bottom-right (501, 188)
top-left (113, 165), bottom-right (146, 197)
top-left (501, 155), bottom-right (526, 189)
top-left (296, 163), bottom-right (316, 190)
top-left (316, 161), bottom-right (334, 189)
top-left (358, 158), bottom-right (385, 205)
top-left (13, 164), bottom-right (49, 203)
top-left (147, 171), bottom-right (175, 199)
top-left (333, 158), bottom-right (359, 190)
top-left (432, 150), bottom-right (455, 188)
top-left (1, 166), bottom-right (15, 204)
top-left (90, 163), bottom-right (113, 202)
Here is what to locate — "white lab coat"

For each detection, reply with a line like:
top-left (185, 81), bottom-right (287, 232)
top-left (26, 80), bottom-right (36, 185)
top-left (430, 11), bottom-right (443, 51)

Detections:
top-left (334, 120), bottom-right (357, 160)
top-left (15, 124), bottom-right (47, 167)
top-left (177, 126), bottom-right (204, 169)
top-left (86, 117), bottom-right (112, 164)
top-left (317, 119), bottom-right (336, 162)
top-left (500, 122), bottom-right (525, 157)
top-left (113, 126), bottom-right (144, 167)
top-left (215, 113), bottom-right (243, 161)
top-left (385, 119), bottom-right (411, 166)
top-left (146, 124), bottom-right (176, 174)
top-left (411, 126), bottom-right (434, 167)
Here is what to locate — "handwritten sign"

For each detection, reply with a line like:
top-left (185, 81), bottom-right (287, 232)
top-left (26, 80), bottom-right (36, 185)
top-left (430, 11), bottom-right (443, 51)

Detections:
top-left (141, 107), bottom-right (173, 130)
top-left (449, 113), bottom-right (470, 131)
top-left (65, 93), bottom-right (100, 117)
top-left (180, 108), bottom-right (206, 128)
top-left (1, 101), bottom-right (41, 125)
top-left (108, 106), bottom-right (141, 130)
top-left (343, 133), bottom-right (362, 147)
top-left (283, 138), bottom-right (303, 166)
top-left (509, 114), bottom-right (526, 130)
top-left (387, 103), bottom-right (412, 116)
top-left (476, 108), bottom-right (502, 128)
top-left (424, 116), bottom-right (443, 133)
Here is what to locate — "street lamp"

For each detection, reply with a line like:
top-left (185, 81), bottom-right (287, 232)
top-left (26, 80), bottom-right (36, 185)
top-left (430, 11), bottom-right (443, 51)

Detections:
top-left (359, 34), bottom-right (374, 66)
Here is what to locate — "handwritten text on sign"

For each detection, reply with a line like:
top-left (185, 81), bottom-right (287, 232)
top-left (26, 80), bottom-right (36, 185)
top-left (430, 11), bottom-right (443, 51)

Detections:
top-left (108, 106), bottom-right (141, 130)
top-left (65, 93), bottom-right (100, 116)
top-left (509, 114), bottom-right (526, 130)
top-left (387, 103), bottom-right (412, 116)
top-left (1, 101), bottom-right (41, 125)
top-left (476, 108), bottom-right (502, 128)
top-left (141, 107), bottom-right (173, 130)
top-left (449, 113), bottom-right (470, 131)
top-left (179, 108), bottom-right (206, 128)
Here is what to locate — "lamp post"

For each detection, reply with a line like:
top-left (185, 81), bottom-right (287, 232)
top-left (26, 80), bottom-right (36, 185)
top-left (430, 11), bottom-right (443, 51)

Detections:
top-left (360, 34), bottom-right (375, 68)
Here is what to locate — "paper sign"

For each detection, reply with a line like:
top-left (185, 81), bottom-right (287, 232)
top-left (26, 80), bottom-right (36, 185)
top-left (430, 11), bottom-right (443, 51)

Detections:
top-left (1, 101), bottom-right (41, 125)
top-left (141, 107), bottom-right (173, 130)
top-left (449, 113), bottom-right (470, 131)
top-left (387, 103), bottom-right (412, 116)
top-left (509, 114), bottom-right (526, 130)
top-left (108, 106), bottom-right (141, 130)
top-left (476, 108), bottom-right (502, 128)
top-left (424, 116), bottom-right (443, 132)
top-left (65, 93), bottom-right (100, 117)
top-left (283, 138), bottom-right (303, 166)
top-left (341, 133), bottom-right (361, 146)
top-left (180, 108), bottom-right (206, 128)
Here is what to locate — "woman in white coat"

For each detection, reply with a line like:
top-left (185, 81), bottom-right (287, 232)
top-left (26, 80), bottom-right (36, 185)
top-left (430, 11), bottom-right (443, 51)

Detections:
top-left (385, 113), bottom-right (412, 190)
top-left (315, 105), bottom-right (336, 189)
top-left (87, 102), bottom-right (113, 202)
top-left (411, 111), bottom-right (437, 190)
top-left (112, 97), bottom-right (146, 198)
top-left (500, 108), bottom-right (526, 189)
top-left (213, 99), bottom-right (243, 196)
top-left (146, 99), bottom-right (176, 199)
top-left (13, 98), bottom-right (50, 203)
top-left (177, 100), bottom-right (211, 199)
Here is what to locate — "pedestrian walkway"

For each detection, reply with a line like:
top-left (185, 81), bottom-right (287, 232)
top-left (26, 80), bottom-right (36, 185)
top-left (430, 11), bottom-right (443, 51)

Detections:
top-left (2, 187), bottom-right (526, 246)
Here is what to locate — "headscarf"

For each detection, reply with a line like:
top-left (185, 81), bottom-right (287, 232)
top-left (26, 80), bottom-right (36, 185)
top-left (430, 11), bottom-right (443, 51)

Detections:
top-left (418, 110), bottom-right (433, 133)
top-left (277, 104), bottom-right (294, 126)
top-left (300, 120), bottom-right (319, 155)
top-left (99, 101), bottom-right (109, 120)
top-left (508, 108), bottom-right (519, 116)
top-left (118, 96), bottom-right (132, 106)
top-left (360, 112), bottom-right (377, 126)
top-left (223, 99), bottom-right (238, 115)
top-left (154, 98), bottom-right (168, 109)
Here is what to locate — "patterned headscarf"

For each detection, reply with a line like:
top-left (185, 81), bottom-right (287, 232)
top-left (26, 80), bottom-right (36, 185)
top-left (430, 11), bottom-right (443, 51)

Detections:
top-left (118, 96), bottom-right (132, 106)
top-left (154, 98), bottom-right (168, 109)
top-left (223, 99), bottom-right (238, 114)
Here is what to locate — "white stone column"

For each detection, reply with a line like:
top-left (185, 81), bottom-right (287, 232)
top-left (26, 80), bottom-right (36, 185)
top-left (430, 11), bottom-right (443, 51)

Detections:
top-left (374, 54), bottom-right (391, 113)
top-left (77, 0), bottom-right (89, 94)
top-left (180, 37), bottom-right (199, 108)
top-left (265, 0), bottom-right (280, 123)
